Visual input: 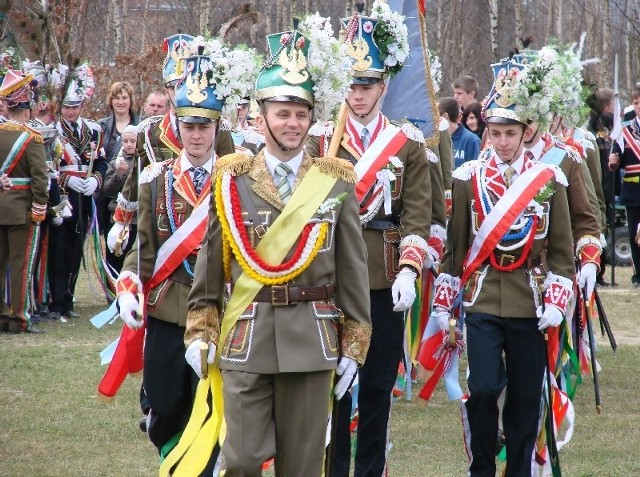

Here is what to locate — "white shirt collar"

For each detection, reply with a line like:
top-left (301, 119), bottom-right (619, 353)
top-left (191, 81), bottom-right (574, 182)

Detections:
top-left (495, 151), bottom-right (525, 176)
top-left (180, 151), bottom-right (214, 175)
top-left (525, 137), bottom-right (545, 161)
top-left (264, 149), bottom-right (304, 185)
top-left (349, 113), bottom-right (380, 139)
top-left (169, 111), bottom-right (178, 136)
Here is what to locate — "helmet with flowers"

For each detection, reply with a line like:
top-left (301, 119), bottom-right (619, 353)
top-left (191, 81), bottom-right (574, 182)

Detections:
top-left (48, 62), bottom-right (95, 106)
top-left (482, 57), bottom-right (528, 125)
top-left (174, 37), bottom-right (257, 123)
top-left (341, 0), bottom-right (409, 84)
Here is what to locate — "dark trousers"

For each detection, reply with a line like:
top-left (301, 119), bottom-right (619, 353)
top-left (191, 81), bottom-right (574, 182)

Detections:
top-left (47, 192), bottom-right (91, 314)
top-left (625, 206), bottom-right (640, 279)
top-left (465, 313), bottom-right (546, 477)
top-left (332, 288), bottom-right (404, 477)
top-left (143, 317), bottom-right (218, 476)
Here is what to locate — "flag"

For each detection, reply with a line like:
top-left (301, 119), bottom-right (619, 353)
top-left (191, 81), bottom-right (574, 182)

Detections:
top-left (382, 0), bottom-right (439, 148)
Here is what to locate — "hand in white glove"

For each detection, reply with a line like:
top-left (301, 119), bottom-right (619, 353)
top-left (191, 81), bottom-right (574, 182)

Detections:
top-left (51, 216), bottom-right (63, 227)
top-left (66, 176), bottom-right (85, 193)
top-left (599, 233), bottom-right (607, 249)
top-left (432, 309), bottom-right (451, 331)
top-left (334, 356), bottom-right (358, 400)
top-left (538, 305), bottom-right (563, 331)
top-left (82, 177), bottom-right (99, 196)
top-left (117, 292), bottom-right (143, 329)
top-left (578, 262), bottom-right (598, 299)
top-left (107, 222), bottom-right (129, 253)
top-left (391, 267), bottom-right (417, 312)
top-left (185, 339), bottom-right (216, 379)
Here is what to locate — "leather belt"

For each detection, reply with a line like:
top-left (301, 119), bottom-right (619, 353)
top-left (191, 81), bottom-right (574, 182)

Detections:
top-left (492, 253), bottom-right (543, 269)
top-left (363, 219), bottom-right (399, 230)
top-left (254, 283), bottom-right (335, 306)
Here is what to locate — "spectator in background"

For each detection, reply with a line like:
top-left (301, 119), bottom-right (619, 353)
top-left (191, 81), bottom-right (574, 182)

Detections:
top-left (462, 101), bottom-right (486, 141)
top-left (102, 125), bottom-right (138, 274)
top-left (451, 74), bottom-right (478, 109)
top-left (438, 96), bottom-right (481, 169)
top-left (97, 82), bottom-right (140, 235)
top-left (142, 90), bottom-right (168, 118)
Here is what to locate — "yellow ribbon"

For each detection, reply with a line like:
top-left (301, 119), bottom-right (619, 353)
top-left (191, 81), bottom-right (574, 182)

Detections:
top-left (159, 164), bottom-right (338, 477)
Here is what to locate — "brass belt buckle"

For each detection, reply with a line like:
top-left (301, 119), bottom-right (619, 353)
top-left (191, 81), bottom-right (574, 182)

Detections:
top-left (271, 285), bottom-right (289, 306)
top-left (499, 254), bottom-right (515, 267)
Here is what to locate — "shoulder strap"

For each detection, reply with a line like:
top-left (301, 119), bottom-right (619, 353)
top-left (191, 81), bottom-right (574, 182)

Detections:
top-left (235, 175), bottom-right (262, 227)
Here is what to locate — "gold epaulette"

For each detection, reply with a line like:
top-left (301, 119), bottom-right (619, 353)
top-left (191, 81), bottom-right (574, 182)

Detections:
top-left (0, 122), bottom-right (44, 144)
top-left (214, 152), bottom-right (253, 178)
top-left (314, 156), bottom-right (357, 184)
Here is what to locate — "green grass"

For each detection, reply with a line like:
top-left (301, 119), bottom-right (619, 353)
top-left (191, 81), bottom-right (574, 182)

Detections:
top-left (1, 267), bottom-right (639, 476)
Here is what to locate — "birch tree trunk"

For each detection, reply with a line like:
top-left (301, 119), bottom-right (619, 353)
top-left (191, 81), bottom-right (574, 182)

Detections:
top-left (624, 0), bottom-right (633, 93)
top-left (277, 0), bottom-right (285, 31)
top-left (601, 0), bottom-right (612, 86)
top-left (489, 0), bottom-right (499, 60)
top-left (514, 0), bottom-right (523, 49)
top-left (113, 0), bottom-right (122, 55)
top-left (199, 0), bottom-right (211, 36)
top-left (545, 0), bottom-right (554, 44)
top-left (140, 0), bottom-right (150, 54)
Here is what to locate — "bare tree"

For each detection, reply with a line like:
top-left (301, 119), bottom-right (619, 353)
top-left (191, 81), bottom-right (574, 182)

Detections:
top-left (489, 0), bottom-right (499, 60)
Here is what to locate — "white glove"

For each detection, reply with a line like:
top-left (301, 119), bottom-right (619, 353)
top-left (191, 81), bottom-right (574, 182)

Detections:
top-left (82, 177), bottom-right (99, 196)
top-left (185, 339), bottom-right (216, 379)
top-left (538, 305), bottom-right (563, 331)
top-left (578, 262), bottom-right (598, 299)
top-left (66, 176), bottom-right (85, 193)
top-left (334, 356), bottom-right (358, 400)
top-left (51, 216), bottom-right (63, 226)
top-left (107, 222), bottom-right (129, 253)
top-left (432, 309), bottom-right (451, 331)
top-left (599, 233), bottom-right (607, 248)
top-left (391, 267), bottom-right (417, 312)
top-left (117, 292), bottom-right (143, 329)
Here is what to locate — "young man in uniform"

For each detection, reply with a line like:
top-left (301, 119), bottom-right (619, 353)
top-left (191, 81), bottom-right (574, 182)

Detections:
top-left (106, 33), bottom-right (235, 258)
top-left (113, 41), bottom-right (253, 473)
top-left (432, 58), bottom-right (575, 477)
top-left (184, 26), bottom-right (372, 476)
top-left (305, 7), bottom-right (435, 475)
top-left (49, 63), bottom-right (107, 321)
top-left (0, 70), bottom-right (49, 333)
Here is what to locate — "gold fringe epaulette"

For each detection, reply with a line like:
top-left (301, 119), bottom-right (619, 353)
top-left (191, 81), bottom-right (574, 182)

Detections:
top-left (214, 152), bottom-right (253, 178)
top-left (314, 156), bottom-right (357, 184)
top-left (0, 122), bottom-right (44, 144)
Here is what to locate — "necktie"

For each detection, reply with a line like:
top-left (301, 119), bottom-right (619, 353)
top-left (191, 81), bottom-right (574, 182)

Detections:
top-left (524, 150), bottom-right (535, 162)
top-left (191, 166), bottom-right (206, 195)
top-left (274, 162), bottom-right (293, 204)
top-left (71, 122), bottom-right (80, 140)
top-left (504, 166), bottom-right (516, 188)
top-left (361, 127), bottom-right (370, 150)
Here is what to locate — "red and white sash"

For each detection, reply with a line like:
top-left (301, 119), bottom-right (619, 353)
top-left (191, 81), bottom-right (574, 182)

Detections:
top-left (462, 163), bottom-right (555, 284)
top-left (146, 194), bottom-right (210, 291)
top-left (353, 124), bottom-right (408, 202)
top-left (622, 127), bottom-right (640, 173)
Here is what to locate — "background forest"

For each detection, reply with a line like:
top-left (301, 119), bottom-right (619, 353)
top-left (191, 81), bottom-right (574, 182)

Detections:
top-left (1, 0), bottom-right (639, 117)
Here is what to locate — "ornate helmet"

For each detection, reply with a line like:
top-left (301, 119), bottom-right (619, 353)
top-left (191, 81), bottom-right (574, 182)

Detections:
top-left (0, 70), bottom-right (36, 109)
top-left (482, 58), bottom-right (528, 125)
top-left (162, 34), bottom-right (194, 87)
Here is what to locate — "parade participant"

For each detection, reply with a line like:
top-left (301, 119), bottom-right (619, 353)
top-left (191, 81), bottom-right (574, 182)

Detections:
top-left (48, 63), bottom-right (107, 321)
top-left (106, 33), bottom-right (235, 257)
top-left (514, 47), bottom-right (602, 299)
top-left (181, 18), bottom-right (371, 476)
top-left (432, 58), bottom-right (575, 477)
top-left (102, 124), bottom-right (138, 273)
top-left (230, 96), bottom-right (264, 154)
top-left (609, 84), bottom-right (640, 286)
top-left (112, 38), bottom-right (256, 470)
top-left (23, 60), bottom-right (66, 319)
top-left (305, 4), bottom-right (433, 475)
top-left (0, 69), bottom-right (49, 333)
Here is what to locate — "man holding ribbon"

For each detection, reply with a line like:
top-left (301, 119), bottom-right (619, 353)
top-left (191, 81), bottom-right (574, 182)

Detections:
top-left (182, 19), bottom-right (371, 476)
top-left (432, 58), bottom-right (575, 477)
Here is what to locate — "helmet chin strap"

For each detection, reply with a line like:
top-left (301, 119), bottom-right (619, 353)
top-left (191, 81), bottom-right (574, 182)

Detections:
top-left (524, 125), bottom-right (539, 146)
top-left (345, 87), bottom-right (385, 120)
